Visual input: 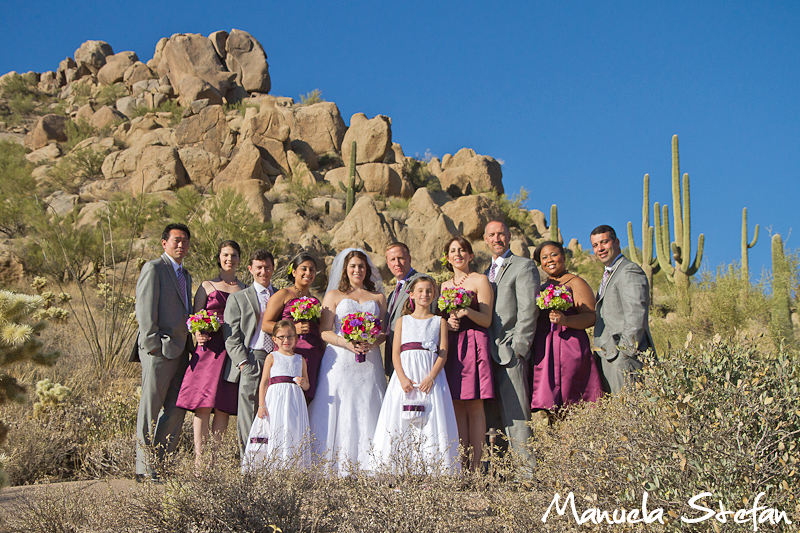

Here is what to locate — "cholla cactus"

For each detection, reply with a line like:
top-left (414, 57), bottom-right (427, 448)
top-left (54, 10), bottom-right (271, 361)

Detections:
top-left (0, 289), bottom-right (60, 487)
top-left (33, 378), bottom-right (72, 418)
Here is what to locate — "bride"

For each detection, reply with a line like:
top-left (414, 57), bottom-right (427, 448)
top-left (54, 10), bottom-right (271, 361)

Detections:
top-left (308, 248), bottom-right (388, 475)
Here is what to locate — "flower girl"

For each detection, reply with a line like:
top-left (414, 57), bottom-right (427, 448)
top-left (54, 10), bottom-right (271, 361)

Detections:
top-left (371, 276), bottom-right (460, 473)
top-left (243, 320), bottom-right (311, 470)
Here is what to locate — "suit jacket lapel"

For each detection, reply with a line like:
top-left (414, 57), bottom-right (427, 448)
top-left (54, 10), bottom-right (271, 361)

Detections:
top-left (245, 284), bottom-right (260, 318)
top-left (597, 256), bottom-right (625, 303)
top-left (494, 253), bottom-right (515, 285)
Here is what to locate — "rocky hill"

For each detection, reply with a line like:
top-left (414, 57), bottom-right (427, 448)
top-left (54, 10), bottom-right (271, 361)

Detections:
top-left (0, 30), bottom-right (572, 278)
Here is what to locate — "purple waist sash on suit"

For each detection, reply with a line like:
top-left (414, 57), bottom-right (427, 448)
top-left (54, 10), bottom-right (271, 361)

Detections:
top-left (400, 342), bottom-right (435, 353)
top-left (269, 375), bottom-right (297, 386)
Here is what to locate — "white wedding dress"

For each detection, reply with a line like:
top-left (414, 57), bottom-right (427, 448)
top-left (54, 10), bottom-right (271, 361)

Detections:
top-left (308, 298), bottom-right (387, 475)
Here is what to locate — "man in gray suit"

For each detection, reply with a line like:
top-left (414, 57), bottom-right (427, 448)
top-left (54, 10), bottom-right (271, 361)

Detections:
top-left (590, 224), bottom-right (655, 393)
top-left (223, 249), bottom-right (275, 454)
top-left (483, 220), bottom-right (539, 470)
top-left (134, 223), bottom-right (192, 480)
top-left (384, 242), bottom-right (419, 376)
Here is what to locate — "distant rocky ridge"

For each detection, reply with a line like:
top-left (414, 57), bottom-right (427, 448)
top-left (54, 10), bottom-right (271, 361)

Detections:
top-left (0, 30), bottom-right (577, 276)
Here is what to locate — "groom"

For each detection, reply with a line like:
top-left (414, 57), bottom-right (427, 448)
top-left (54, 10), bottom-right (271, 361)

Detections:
top-left (223, 249), bottom-right (275, 454)
top-left (134, 223), bottom-right (192, 481)
top-left (384, 242), bottom-right (420, 376)
top-left (483, 220), bottom-right (539, 471)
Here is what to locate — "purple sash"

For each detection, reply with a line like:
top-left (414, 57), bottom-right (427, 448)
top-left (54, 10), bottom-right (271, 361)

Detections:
top-left (403, 405), bottom-right (425, 412)
top-left (400, 342), bottom-right (435, 353)
top-left (269, 375), bottom-right (297, 386)
top-left (250, 437), bottom-right (268, 444)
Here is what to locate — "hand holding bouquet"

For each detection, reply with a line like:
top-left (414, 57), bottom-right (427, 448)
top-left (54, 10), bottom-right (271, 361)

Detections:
top-left (290, 296), bottom-right (322, 321)
top-left (341, 312), bottom-right (381, 362)
top-left (536, 284), bottom-right (574, 311)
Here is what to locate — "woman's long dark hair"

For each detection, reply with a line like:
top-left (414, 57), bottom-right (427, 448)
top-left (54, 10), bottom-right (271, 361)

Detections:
top-left (443, 235), bottom-right (474, 272)
top-left (287, 252), bottom-right (318, 281)
top-left (338, 250), bottom-right (376, 293)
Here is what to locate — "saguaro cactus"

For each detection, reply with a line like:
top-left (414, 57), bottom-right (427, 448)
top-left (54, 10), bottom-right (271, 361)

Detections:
top-left (339, 140), bottom-right (364, 215)
top-left (627, 173), bottom-right (660, 306)
top-left (771, 234), bottom-right (793, 347)
top-left (741, 207), bottom-right (759, 281)
top-left (549, 204), bottom-right (561, 243)
top-left (654, 135), bottom-right (705, 311)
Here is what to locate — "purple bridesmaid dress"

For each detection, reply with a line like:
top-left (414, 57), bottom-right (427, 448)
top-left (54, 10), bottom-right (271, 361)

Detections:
top-left (281, 298), bottom-right (325, 402)
top-left (444, 296), bottom-right (495, 400)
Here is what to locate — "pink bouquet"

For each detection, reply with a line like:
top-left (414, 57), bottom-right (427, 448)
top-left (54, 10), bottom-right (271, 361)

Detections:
top-left (438, 287), bottom-right (475, 314)
top-left (341, 312), bottom-right (381, 362)
top-left (536, 284), bottom-right (574, 311)
top-left (186, 309), bottom-right (222, 334)
top-left (290, 296), bottom-right (322, 322)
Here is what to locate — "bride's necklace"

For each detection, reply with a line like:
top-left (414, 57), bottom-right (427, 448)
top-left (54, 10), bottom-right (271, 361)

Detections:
top-left (454, 272), bottom-right (472, 286)
top-left (220, 276), bottom-right (239, 285)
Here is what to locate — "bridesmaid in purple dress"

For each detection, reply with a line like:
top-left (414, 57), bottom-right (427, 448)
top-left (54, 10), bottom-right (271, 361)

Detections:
top-left (261, 252), bottom-right (325, 402)
top-left (440, 236), bottom-right (494, 471)
top-left (531, 241), bottom-right (603, 417)
top-left (176, 240), bottom-right (245, 468)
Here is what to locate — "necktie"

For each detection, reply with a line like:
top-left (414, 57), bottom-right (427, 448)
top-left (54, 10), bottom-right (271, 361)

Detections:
top-left (598, 267), bottom-right (612, 299)
top-left (176, 267), bottom-right (187, 308)
top-left (488, 261), bottom-right (498, 283)
top-left (390, 279), bottom-right (403, 311)
top-left (261, 289), bottom-right (274, 352)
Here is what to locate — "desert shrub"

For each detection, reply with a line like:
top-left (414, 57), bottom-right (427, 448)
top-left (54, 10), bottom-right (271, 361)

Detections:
top-left (168, 188), bottom-right (284, 282)
top-left (300, 88), bottom-right (323, 105)
top-left (129, 98), bottom-right (184, 125)
top-left (317, 151), bottom-right (343, 171)
top-left (529, 339), bottom-right (799, 531)
top-left (385, 196), bottom-right (411, 223)
top-left (45, 146), bottom-right (107, 194)
top-left (0, 73), bottom-right (42, 121)
top-left (95, 82), bottom-right (129, 106)
top-left (0, 140), bottom-right (38, 237)
top-left (288, 179), bottom-right (334, 213)
top-left (404, 157), bottom-right (441, 192)
top-left (62, 119), bottom-right (97, 151)
top-left (482, 187), bottom-right (535, 236)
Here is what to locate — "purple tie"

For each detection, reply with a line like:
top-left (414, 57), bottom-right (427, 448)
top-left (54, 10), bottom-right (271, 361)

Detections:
top-left (391, 280), bottom-right (403, 309)
top-left (176, 267), bottom-right (187, 309)
top-left (261, 288), bottom-right (274, 352)
top-left (488, 261), bottom-right (498, 283)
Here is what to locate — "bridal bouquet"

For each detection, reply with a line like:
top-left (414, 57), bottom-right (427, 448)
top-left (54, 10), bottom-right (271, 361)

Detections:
top-left (438, 287), bottom-right (475, 314)
top-left (341, 312), bottom-right (381, 362)
top-left (290, 296), bottom-right (322, 321)
top-left (186, 309), bottom-right (222, 334)
top-left (536, 284), bottom-right (574, 311)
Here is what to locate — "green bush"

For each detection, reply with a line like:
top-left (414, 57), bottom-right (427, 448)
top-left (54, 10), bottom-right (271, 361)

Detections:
top-left (95, 82), bottom-right (129, 106)
top-left (404, 157), bottom-right (441, 192)
top-left (62, 119), bottom-right (97, 152)
top-left (168, 188), bottom-right (284, 282)
top-left (45, 146), bottom-right (107, 194)
top-left (0, 140), bottom-right (38, 237)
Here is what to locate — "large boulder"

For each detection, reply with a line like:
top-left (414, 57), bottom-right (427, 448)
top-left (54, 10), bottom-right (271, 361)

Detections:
top-left (97, 51), bottom-right (138, 85)
top-left (25, 143), bottom-right (62, 165)
top-left (324, 163), bottom-right (402, 197)
top-left (397, 187), bottom-right (457, 271)
top-left (278, 101), bottom-right (346, 156)
top-left (89, 105), bottom-right (126, 130)
top-left (439, 154), bottom-right (503, 197)
top-left (224, 29), bottom-right (270, 93)
top-left (441, 147), bottom-right (476, 169)
top-left (74, 40), bottom-right (114, 75)
top-left (441, 193), bottom-right (503, 240)
top-left (156, 33), bottom-right (236, 106)
top-left (212, 138), bottom-right (268, 188)
top-left (175, 104), bottom-right (235, 158)
top-left (127, 145), bottom-right (186, 194)
top-left (240, 103), bottom-right (290, 144)
top-left (208, 31), bottom-right (228, 59)
top-left (215, 179), bottom-right (271, 222)
top-left (123, 61), bottom-right (155, 88)
top-left (331, 195), bottom-right (395, 258)
top-left (24, 114), bottom-right (69, 150)
top-left (341, 113), bottom-right (391, 164)
top-left (56, 57), bottom-right (77, 87)
top-left (178, 146), bottom-right (225, 189)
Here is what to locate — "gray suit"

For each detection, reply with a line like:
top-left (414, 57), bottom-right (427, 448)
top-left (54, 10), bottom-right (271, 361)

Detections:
top-left (485, 253), bottom-right (539, 469)
top-left (223, 284), bottom-right (270, 454)
top-left (594, 255), bottom-right (655, 393)
top-left (134, 253), bottom-right (192, 476)
top-left (384, 269), bottom-right (420, 376)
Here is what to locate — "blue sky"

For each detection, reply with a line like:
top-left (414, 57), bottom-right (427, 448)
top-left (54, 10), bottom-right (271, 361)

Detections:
top-left (2, 1), bottom-right (797, 280)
